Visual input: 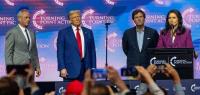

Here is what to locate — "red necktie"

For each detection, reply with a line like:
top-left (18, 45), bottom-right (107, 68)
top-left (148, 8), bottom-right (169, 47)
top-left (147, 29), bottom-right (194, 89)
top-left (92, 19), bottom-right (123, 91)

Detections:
top-left (76, 27), bottom-right (82, 59)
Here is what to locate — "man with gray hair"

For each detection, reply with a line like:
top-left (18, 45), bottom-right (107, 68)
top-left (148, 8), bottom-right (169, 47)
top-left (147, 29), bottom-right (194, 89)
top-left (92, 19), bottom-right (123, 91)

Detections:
top-left (57, 10), bottom-right (96, 81)
top-left (5, 8), bottom-right (41, 88)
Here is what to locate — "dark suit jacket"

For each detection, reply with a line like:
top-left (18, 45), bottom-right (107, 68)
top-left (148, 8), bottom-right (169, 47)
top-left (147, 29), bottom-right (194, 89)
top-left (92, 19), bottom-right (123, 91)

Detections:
top-left (122, 26), bottom-right (159, 68)
top-left (57, 26), bottom-right (96, 79)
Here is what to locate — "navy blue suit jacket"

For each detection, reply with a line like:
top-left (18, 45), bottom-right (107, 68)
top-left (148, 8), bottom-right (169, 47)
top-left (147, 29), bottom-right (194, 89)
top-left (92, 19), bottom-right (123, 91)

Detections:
top-left (122, 26), bottom-right (159, 68)
top-left (57, 26), bottom-right (96, 78)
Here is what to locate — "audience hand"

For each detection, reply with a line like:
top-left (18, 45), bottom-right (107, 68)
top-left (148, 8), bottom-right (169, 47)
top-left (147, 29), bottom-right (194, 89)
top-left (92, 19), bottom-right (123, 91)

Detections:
top-left (82, 69), bottom-right (94, 95)
top-left (107, 66), bottom-right (121, 83)
top-left (135, 66), bottom-right (154, 85)
top-left (7, 69), bottom-right (16, 78)
top-left (136, 64), bottom-right (157, 81)
top-left (107, 66), bottom-right (128, 92)
top-left (146, 64), bottom-right (157, 77)
top-left (164, 64), bottom-right (180, 84)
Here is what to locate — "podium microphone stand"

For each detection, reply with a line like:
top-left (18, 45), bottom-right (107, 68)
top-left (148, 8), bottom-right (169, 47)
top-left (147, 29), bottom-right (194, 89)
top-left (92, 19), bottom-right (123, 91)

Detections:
top-left (105, 23), bottom-right (110, 67)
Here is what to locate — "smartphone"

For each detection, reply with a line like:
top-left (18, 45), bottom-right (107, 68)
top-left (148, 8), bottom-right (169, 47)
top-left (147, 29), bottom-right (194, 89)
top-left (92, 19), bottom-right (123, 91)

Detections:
top-left (156, 64), bottom-right (166, 73)
top-left (91, 68), bottom-right (107, 79)
top-left (6, 64), bottom-right (29, 76)
top-left (121, 67), bottom-right (138, 77)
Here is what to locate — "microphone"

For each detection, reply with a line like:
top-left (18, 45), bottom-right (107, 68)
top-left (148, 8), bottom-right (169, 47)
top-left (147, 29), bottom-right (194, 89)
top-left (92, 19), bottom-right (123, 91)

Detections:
top-left (105, 23), bottom-right (111, 26)
top-left (170, 24), bottom-right (175, 37)
top-left (170, 24), bottom-right (175, 29)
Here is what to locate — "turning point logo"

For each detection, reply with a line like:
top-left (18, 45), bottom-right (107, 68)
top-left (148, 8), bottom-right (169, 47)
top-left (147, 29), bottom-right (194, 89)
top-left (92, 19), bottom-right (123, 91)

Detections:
top-left (150, 57), bottom-right (166, 65)
top-left (182, 8), bottom-right (194, 28)
top-left (82, 9), bottom-right (95, 29)
top-left (106, 32), bottom-right (121, 52)
top-left (54, 0), bottom-right (64, 6)
top-left (170, 56), bottom-right (192, 66)
top-left (58, 86), bottom-right (65, 94)
top-left (33, 9), bottom-right (46, 29)
top-left (150, 57), bottom-right (157, 64)
top-left (105, 0), bottom-right (115, 5)
top-left (134, 85), bottom-right (139, 90)
top-left (33, 9), bottom-right (68, 29)
top-left (0, 17), bottom-right (15, 25)
top-left (5, 0), bottom-right (14, 6)
top-left (170, 56), bottom-right (176, 66)
top-left (191, 84), bottom-right (200, 92)
top-left (154, 0), bottom-right (170, 5)
top-left (82, 9), bottom-right (115, 29)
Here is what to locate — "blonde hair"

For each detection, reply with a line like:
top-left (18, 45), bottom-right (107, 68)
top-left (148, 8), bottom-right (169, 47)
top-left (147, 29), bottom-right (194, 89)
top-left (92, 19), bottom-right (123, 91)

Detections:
top-left (68, 10), bottom-right (80, 19)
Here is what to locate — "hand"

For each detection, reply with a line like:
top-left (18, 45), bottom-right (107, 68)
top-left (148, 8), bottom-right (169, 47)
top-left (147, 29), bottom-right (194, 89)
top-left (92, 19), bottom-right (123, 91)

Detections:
top-left (35, 68), bottom-right (41, 77)
top-left (164, 64), bottom-right (180, 84)
top-left (135, 66), bottom-right (154, 85)
top-left (25, 65), bottom-right (34, 83)
top-left (107, 66), bottom-right (121, 83)
top-left (107, 86), bottom-right (115, 95)
top-left (60, 68), bottom-right (68, 78)
top-left (25, 66), bottom-right (34, 78)
top-left (136, 64), bottom-right (157, 82)
top-left (7, 69), bottom-right (16, 78)
top-left (82, 69), bottom-right (94, 95)
top-left (107, 66), bottom-right (128, 92)
top-left (146, 64), bottom-right (157, 77)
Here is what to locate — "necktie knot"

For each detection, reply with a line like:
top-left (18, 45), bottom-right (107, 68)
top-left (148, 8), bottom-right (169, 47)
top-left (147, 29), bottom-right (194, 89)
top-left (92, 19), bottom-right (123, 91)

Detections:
top-left (76, 27), bottom-right (79, 31)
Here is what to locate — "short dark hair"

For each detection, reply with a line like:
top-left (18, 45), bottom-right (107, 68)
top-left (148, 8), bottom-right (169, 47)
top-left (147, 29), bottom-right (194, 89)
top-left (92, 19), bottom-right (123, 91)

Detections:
top-left (0, 77), bottom-right (19, 95)
top-left (132, 9), bottom-right (146, 20)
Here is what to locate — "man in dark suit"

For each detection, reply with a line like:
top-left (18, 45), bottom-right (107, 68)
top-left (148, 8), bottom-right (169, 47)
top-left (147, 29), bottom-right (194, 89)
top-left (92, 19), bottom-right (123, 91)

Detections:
top-left (122, 9), bottom-right (159, 69)
top-left (57, 10), bottom-right (96, 81)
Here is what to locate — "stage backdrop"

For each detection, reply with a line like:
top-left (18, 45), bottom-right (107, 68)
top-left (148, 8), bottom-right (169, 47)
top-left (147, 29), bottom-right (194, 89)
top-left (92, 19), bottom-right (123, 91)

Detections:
top-left (0, 0), bottom-right (200, 81)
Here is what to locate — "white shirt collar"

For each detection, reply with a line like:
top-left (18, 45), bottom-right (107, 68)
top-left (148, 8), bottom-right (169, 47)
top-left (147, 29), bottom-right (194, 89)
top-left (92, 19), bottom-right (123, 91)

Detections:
top-left (72, 25), bottom-right (81, 30)
top-left (18, 24), bottom-right (26, 31)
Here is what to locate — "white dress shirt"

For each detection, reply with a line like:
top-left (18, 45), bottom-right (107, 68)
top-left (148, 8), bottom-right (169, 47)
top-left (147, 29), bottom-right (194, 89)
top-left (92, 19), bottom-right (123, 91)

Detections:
top-left (18, 24), bottom-right (31, 50)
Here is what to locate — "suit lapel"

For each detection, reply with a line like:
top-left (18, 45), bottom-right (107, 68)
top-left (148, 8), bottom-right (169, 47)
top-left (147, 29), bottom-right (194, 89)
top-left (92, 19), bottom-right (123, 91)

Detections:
top-left (173, 30), bottom-right (180, 46)
top-left (68, 26), bottom-right (80, 53)
top-left (81, 27), bottom-right (87, 53)
top-left (27, 29), bottom-right (34, 49)
top-left (132, 28), bottom-right (140, 52)
top-left (141, 27), bottom-right (148, 52)
top-left (16, 26), bottom-right (28, 47)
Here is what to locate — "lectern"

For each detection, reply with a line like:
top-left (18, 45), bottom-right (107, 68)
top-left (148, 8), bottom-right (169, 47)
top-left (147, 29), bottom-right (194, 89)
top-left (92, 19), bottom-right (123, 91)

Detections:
top-left (148, 48), bottom-right (194, 80)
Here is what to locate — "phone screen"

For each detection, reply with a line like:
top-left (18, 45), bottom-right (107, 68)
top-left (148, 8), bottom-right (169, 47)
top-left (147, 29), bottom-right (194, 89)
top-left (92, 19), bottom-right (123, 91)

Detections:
top-left (91, 68), bottom-right (107, 79)
top-left (121, 68), bottom-right (138, 77)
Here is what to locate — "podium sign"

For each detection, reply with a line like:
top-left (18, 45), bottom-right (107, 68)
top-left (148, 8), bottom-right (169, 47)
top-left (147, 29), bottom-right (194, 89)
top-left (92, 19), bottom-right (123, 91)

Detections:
top-left (148, 48), bottom-right (194, 79)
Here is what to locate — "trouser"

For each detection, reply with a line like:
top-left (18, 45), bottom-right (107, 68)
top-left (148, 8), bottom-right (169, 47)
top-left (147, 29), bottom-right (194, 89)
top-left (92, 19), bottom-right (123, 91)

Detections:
top-left (63, 63), bottom-right (86, 82)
